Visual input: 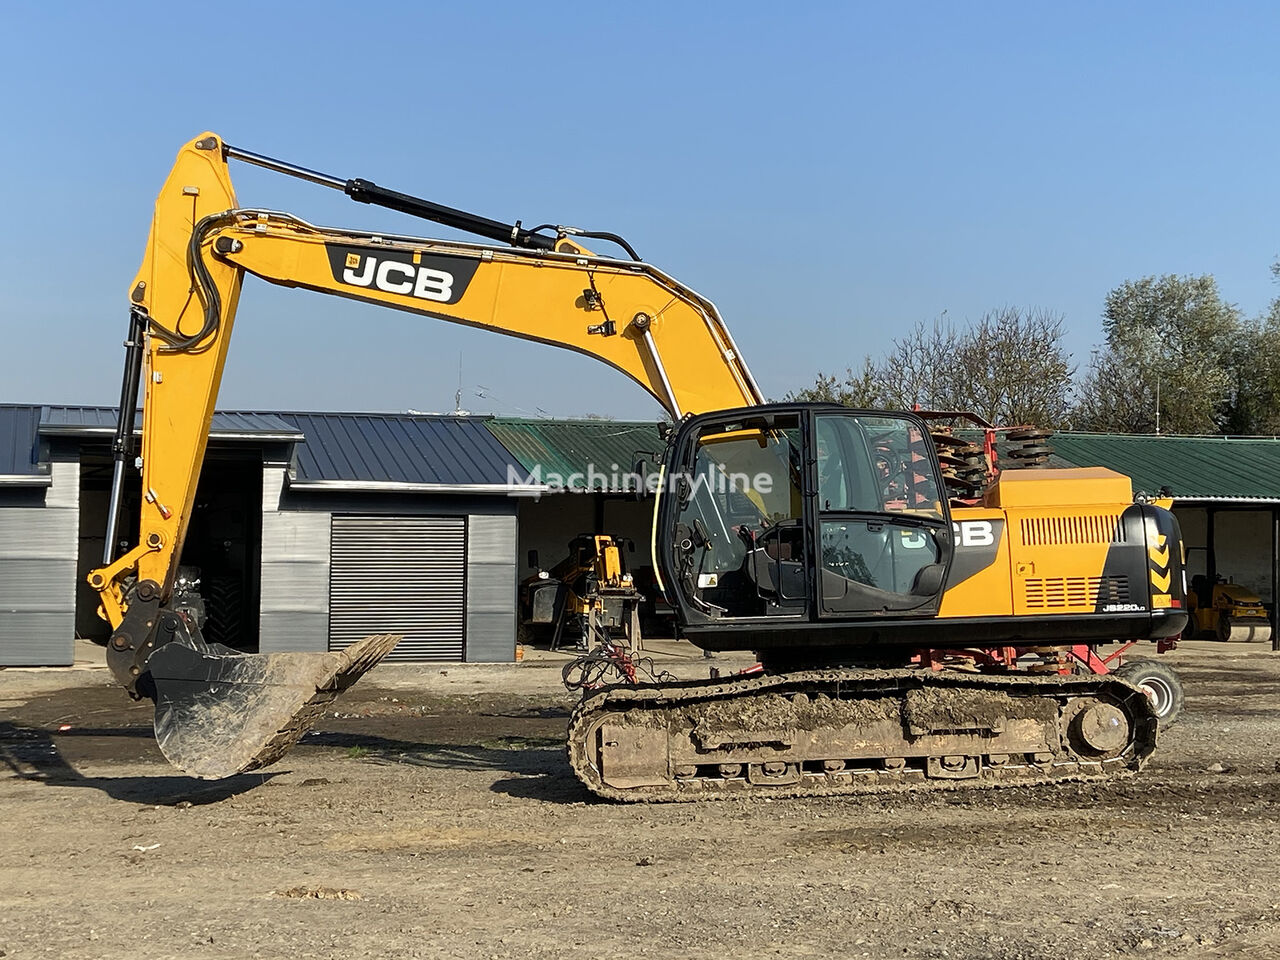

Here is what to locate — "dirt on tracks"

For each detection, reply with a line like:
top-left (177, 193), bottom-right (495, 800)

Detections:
top-left (1, 642), bottom-right (1278, 960)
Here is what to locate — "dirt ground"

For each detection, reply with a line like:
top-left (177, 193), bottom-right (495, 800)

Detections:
top-left (2, 641), bottom-right (1279, 960)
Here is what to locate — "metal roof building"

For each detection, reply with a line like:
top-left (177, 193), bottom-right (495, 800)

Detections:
top-left (8, 405), bottom-right (1280, 667)
top-left (0, 405), bottom-right (45, 484)
top-left (0, 406), bottom-right (533, 666)
top-left (1048, 433), bottom-right (1280, 502)
top-left (484, 417), bottom-right (663, 491)
top-left (282, 412), bottom-right (529, 491)
top-left (37, 406), bottom-right (305, 442)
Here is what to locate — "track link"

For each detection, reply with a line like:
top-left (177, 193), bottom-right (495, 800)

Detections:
top-left (568, 669), bottom-right (1158, 801)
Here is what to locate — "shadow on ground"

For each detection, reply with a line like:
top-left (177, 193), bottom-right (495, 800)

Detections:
top-left (1, 721), bottom-right (594, 805)
top-left (300, 730), bottom-right (593, 803)
top-left (0, 721), bottom-right (276, 804)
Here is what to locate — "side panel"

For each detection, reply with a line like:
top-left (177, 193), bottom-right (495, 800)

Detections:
top-left (466, 514), bottom-right (518, 662)
top-left (1008, 507), bottom-right (1127, 616)
top-left (0, 462), bottom-right (79, 666)
top-left (259, 466), bottom-right (330, 654)
top-left (938, 508), bottom-right (1012, 618)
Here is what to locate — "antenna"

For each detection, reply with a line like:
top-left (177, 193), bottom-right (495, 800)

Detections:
top-left (455, 354), bottom-right (464, 413)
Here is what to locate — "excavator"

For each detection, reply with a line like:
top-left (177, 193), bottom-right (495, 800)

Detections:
top-left (88, 133), bottom-right (1190, 799)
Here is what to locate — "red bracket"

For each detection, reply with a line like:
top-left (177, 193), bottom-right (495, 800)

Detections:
top-left (1068, 641), bottom-right (1138, 676)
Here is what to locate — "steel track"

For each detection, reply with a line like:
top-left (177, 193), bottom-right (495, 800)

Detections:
top-left (567, 668), bottom-right (1158, 802)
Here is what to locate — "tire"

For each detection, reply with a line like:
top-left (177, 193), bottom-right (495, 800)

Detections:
top-left (202, 574), bottom-right (245, 650)
top-left (1114, 659), bottom-right (1184, 726)
top-left (1217, 614), bottom-right (1233, 643)
top-left (1182, 613), bottom-right (1199, 641)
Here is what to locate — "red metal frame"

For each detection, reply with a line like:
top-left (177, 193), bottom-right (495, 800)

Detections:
top-left (910, 646), bottom-right (1020, 671)
top-left (906, 639), bottom-right (1173, 677)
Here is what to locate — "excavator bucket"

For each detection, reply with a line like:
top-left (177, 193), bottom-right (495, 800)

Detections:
top-left (145, 632), bottom-right (402, 779)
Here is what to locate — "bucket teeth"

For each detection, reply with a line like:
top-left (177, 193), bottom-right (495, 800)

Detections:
top-left (147, 633), bottom-right (401, 779)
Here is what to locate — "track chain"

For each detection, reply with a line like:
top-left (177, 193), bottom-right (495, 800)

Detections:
top-left (567, 668), bottom-right (1158, 802)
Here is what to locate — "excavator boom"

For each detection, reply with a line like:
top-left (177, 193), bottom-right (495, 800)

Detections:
top-left (90, 133), bottom-right (762, 778)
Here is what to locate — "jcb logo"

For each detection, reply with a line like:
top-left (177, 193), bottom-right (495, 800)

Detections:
top-left (324, 244), bottom-right (478, 305)
top-left (342, 253), bottom-right (455, 302)
top-left (953, 520), bottom-right (995, 547)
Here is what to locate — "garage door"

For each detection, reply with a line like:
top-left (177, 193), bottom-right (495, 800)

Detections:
top-left (329, 515), bottom-right (467, 661)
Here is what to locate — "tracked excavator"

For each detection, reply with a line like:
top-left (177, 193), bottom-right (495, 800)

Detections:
top-left (89, 133), bottom-right (1189, 799)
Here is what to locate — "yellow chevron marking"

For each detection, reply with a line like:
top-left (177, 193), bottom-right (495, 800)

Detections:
top-left (1150, 569), bottom-right (1171, 592)
top-left (1154, 533), bottom-right (1167, 548)
top-left (1149, 544), bottom-right (1170, 567)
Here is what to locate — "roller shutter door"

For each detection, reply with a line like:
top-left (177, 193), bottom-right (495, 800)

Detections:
top-left (329, 515), bottom-right (466, 661)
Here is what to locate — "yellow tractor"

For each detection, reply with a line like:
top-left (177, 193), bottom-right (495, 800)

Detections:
top-left (520, 535), bottom-right (643, 651)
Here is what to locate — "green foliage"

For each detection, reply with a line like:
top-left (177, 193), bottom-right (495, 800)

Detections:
top-left (789, 358), bottom-right (884, 407)
top-left (1074, 275), bottom-right (1241, 434)
top-left (796, 266), bottom-right (1280, 437)
top-left (1228, 260), bottom-right (1280, 435)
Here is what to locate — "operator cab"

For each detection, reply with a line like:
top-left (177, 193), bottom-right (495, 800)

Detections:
top-left (657, 404), bottom-right (954, 647)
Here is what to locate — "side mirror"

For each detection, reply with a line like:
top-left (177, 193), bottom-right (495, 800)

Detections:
top-left (527, 549), bottom-right (540, 571)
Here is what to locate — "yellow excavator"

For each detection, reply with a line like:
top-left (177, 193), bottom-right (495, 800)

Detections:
top-left (89, 133), bottom-right (1189, 798)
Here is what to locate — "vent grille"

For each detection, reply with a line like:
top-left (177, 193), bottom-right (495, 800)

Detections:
top-left (1024, 576), bottom-right (1130, 609)
top-left (1020, 514), bottom-right (1125, 546)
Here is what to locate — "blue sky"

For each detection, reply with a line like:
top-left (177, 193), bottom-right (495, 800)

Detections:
top-left (2, 2), bottom-right (1277, 418)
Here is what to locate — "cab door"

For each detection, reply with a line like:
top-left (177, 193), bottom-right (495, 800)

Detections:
top-left (811, 412), bottom-right (953, 618)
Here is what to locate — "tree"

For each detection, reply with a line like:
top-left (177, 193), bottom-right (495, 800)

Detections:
top-left (1073, 275), bottom-right (1242, 434)
top-left (950, 308), bottom-right (1074, 426)
top-left (1271, 257), bottom-right (1280, 317)
top-left (789, 358), bottom-right (886, 407)
top-left (790, 308), bottom-right (1074, 427)
top-left (1224, 260), bottom-right (1280, 435)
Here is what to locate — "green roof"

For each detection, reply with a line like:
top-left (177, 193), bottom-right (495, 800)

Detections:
top-left (485, 417), bottom-right (1280, 502)
top-left (485, 418), bottom-right (664, 491)
top-left (1047, 433), bottom-right (1280, 501)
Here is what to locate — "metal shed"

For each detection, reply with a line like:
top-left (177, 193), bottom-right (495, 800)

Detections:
top-left (485, 418), bottom-right (664, 588)
top-left (258, 411), bottom-right (537, 663)
top-left (0, 406), bottom-right (538, 666)
top-left (0, 405), bottom-right (77, 666)
top-left (1048, 433), bottom-right (1280, 637)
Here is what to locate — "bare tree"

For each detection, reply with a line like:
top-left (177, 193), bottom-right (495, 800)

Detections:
top-left (952, 308), bottom-right (1073, 426)
top-left (791, 309), bottom-right (1074, 427)
top-left (1072, 349), bottom-right (1159, 433)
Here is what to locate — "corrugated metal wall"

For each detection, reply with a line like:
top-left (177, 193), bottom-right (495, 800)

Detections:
top-left (466, 514), bottom-right (517, 662)
top-left (259, 467), bottom-right (331, 654)
top-left (0, 461), bottom-right (79, 666)
top-left (259, 466), bottom-right (518, 661)
top-left (330, 515), bottom-right (467, 661)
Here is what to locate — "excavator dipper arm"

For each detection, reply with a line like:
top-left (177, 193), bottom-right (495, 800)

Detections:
top-left (88, 133), bottom-right (762, 777)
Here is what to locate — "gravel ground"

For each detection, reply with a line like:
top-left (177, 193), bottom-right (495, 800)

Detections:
top-left (1, 641), bottom-right (1278, 960)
